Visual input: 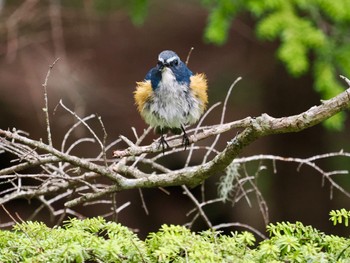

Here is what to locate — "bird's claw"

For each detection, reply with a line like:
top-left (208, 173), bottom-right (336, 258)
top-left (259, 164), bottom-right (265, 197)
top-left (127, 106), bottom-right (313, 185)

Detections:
top-left (181, 125), bottom-right (190, 150)
top-left (158, 135), bottom-right (170, 154)
top-left (182, 133), bottom-right (190, 150)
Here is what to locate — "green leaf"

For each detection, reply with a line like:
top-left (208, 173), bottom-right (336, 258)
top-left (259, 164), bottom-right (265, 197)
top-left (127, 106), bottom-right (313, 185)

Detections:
top-left (256, 12), bottom-right (287, 40)
top-left (204, 8), bottom-right (233, 44)
top-left (315, 0), bottom-right (350, 22)
top-left (278, 39), bottom-right (309, 76)
top-left (128, 0), bottom-right (148, 26)
top-left (204, 0), bottom-right (240, 44)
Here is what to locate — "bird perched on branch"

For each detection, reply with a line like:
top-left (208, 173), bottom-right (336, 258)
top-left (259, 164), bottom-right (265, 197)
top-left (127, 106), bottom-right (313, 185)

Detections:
top-left (134, 50), bottom-right (208, 152)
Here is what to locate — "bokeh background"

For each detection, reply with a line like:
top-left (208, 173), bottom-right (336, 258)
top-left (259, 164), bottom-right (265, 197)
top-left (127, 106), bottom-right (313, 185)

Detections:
top-left (0, 0), bottom-right (349, 238)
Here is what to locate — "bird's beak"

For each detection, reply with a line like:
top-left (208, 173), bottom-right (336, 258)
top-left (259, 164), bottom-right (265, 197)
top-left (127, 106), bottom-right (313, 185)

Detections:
top-left (158, 63), bottom-right (164, 72)
top-left (158, 62), bottom-right (171, 72)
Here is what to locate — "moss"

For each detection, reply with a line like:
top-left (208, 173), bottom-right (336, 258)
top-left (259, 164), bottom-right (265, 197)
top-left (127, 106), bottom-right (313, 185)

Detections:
top-left (1, 215), bottom-right (350, 262)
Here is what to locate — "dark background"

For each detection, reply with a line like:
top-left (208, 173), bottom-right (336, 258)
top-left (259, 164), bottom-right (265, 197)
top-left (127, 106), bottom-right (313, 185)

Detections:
top-left (0, 1), bottom-right (349, 238)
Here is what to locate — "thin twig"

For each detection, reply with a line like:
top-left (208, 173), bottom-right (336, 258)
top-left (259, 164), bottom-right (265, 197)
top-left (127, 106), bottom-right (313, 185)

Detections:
top-left (185, 102), bottom-right (222, 167)
top-left (182, 185), bottom-right (212, 228)
top-left (42, 57), bottom-right (60, 147)
top-left (97, 115), bottom-right (108, 167)
top-left (185, 47), bottom-right (194, 65)
top-left (61, 114), bottom-right (96, 152)
top-left (203, 77), bottom-right (242, 163)
top-left (213, 222), bottom-right (267, 239)
top-left (59, 100), bottom-right (104, 151)
top-left (139, 189), bottom-right (149, 215)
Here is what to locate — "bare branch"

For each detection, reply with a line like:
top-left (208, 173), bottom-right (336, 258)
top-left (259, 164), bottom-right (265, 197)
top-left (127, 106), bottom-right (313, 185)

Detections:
top-left (42, 57), bottom-right (60, 147)
top-left (1, 75), bottom-right (350, 231)
top-left (60, 101), bottom-right (105, 151)
top-left (182, 185), bottom-right (212, 228)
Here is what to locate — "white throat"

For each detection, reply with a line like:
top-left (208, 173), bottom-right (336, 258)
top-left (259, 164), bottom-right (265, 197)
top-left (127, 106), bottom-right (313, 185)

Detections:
top-left (161, 67), bottom-right (176, 84)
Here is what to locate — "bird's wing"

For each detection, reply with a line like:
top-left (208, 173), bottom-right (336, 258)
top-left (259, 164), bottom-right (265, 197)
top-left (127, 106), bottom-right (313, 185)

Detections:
top-left (134, 80), bottom-right (153, 113)
top-left (145, 67), bottom-right (156, 80)
top-left (190, 73), bottom-right (208, 112)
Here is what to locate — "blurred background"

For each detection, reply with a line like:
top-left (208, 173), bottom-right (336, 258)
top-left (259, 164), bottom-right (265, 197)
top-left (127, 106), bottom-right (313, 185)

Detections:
top-left (0, 0), bottom-right (349, 239)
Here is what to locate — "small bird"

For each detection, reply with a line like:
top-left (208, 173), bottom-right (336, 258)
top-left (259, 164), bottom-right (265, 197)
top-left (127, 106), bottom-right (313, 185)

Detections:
top-left (134, 50), bottom-right (208, 151)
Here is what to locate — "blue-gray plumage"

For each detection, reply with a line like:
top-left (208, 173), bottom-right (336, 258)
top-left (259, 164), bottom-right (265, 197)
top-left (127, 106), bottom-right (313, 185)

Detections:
top-left (134, 50), bottom-right (208, 152)
top-left (145, 50), bottom-right (193, 89)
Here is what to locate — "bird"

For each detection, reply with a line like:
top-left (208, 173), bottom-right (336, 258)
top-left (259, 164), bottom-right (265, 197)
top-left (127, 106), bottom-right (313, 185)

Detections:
top-left (134, 50), bottom-right (208, 152)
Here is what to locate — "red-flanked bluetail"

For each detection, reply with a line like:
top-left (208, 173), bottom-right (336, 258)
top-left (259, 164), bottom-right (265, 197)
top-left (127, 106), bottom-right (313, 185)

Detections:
top-left (134, 50), bottom-right (208, 152)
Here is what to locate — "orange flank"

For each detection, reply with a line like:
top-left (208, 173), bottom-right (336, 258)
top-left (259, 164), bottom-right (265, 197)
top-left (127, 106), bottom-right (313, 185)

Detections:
top-left (190, 73), bottom-right (208, 112)
top-left (134, 80), bottom-right (152, 113)
top-left (134, 73), bottom-right (208, 114)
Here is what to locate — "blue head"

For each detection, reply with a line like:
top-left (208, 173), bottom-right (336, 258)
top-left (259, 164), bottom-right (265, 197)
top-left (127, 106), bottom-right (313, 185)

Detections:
top-left (145, 50), bottom-right (193, 89)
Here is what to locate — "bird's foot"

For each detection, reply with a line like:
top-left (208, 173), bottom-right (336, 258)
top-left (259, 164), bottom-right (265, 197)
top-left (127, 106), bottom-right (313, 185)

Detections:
top-left (158, 135), bottom-right (170, 154)
top-left (182, 134), bottom-right (190, 150)
top-left (181, 125), bottom-right (190, 150)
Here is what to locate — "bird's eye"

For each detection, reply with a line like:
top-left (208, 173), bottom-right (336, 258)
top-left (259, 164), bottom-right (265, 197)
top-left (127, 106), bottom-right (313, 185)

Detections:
top-left (157, 61), bottom-right (163, 66)
top-left (170, 59), bottom-right (178, 67)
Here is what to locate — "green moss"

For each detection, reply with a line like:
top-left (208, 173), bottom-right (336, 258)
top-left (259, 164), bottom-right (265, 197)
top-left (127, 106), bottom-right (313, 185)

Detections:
top-left (1, 214), bottom-right (350, 262)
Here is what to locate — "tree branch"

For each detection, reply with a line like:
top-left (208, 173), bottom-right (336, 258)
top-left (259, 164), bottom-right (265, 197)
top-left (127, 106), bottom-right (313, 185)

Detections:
top-left (0, 76), bottom-right (349, 210)
top-left (110, 80), bottom-right (350, 189)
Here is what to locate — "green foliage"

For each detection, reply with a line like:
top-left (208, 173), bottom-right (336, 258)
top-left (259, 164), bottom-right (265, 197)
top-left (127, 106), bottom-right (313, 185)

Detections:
top-left (261, 221), bottom-right (350, 262)
top-left (1, 216), bottom-right (350, 262)
top-left (203, 0), bottom-right (241, 44)
top-left (202, 0), bottom-right (350, 130)
top-left (128, 0), bottom-right (148, 26)
top-left (146, 224), bottom-right (255, 262)
top-left (257, 8), bottom-right (325, 76)
top-left (0, 217), bottom-right (147, 262)
top-left (330, 209), bottom-right (350, 226)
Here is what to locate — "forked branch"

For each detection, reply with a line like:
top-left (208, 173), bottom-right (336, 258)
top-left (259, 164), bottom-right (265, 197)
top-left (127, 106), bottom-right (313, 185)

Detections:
top-left (0, 76), bottom-right (349, 211)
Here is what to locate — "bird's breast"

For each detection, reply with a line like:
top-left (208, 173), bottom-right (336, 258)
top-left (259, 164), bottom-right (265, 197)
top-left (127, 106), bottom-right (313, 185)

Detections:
top-left (142, 74), bottom-right (201, 129)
